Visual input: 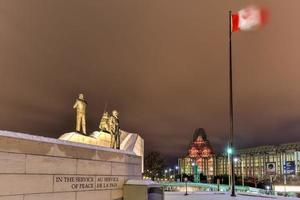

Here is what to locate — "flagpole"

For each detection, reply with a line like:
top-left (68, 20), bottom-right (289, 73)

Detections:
top-left (229, 10), bottom-right (236, 197)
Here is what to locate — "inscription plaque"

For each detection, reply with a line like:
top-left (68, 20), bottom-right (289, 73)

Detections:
top-left (96, 176), bottom-right (124, 190)
top-left (54, 175), bottom-right (123, 192)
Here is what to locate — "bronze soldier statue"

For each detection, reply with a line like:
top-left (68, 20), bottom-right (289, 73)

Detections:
top-left (108, 110), bottom-right (120, 149)
top-left (73, 94), bottom-right (87, 134)
top-left (99, 111), bottom-right (109, 132)
top-left (112, 110), bottom-right (120, 149)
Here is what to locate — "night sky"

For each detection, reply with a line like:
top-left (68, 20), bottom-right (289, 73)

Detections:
top-left (0, 0), bottom-right (300, 164)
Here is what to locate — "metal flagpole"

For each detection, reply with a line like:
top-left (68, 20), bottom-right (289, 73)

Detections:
top-left (228, 10), bottom-right (236, 197)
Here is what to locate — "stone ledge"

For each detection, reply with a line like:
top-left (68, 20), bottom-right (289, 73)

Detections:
top-left (0, 130), bottom-right (141, 163)
top-left (0, 130), bottom-right (137, 155)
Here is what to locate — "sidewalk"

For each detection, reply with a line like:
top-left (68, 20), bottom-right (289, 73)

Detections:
top-left (165, 192), bottom-right (299, 200)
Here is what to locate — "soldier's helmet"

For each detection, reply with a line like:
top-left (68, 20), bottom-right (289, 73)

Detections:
top-left (78, 93), bottom-right (84, 100)
top-left (112, 110), bottom-right (119, 118)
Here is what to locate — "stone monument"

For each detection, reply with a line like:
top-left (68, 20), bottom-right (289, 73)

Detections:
top-left (0, 130), bottom-right (142, 200)
top-left (0, 94), bottom-right (144, 200)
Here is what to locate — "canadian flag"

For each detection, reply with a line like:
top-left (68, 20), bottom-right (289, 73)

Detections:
top-left (231, 6), bottom-right (267, 32)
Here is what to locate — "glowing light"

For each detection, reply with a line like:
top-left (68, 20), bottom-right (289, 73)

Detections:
top-left (227, 147), bottom-right (233, 155)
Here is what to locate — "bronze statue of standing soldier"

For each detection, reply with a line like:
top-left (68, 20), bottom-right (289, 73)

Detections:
top-left (109, 110), bottom-right (120, 149)
top-left (73, 94), bottom-right (87, 134)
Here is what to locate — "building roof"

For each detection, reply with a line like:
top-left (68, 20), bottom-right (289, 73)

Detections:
top-left (236, 142), bottom-right (300, 154)
top-left (187, 128), bottom-right (215, 159)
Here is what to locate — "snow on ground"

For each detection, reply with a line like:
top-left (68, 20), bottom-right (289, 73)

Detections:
top-left (165, 192), bottom-right (299, 200)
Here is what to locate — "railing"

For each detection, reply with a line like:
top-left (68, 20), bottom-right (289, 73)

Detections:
top-left (161, 182), bottom-right (268, 194)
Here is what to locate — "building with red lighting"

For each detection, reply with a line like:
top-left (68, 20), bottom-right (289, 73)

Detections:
top-left (178, 128), bottom-right (215, 177)
top-left (178, 129), bottom-right (300, 183)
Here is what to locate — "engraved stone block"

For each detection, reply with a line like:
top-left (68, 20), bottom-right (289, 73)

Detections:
top-left (54, 175), bottom-right (95, 192)
top-left (95, 176), bottom-right (124, 190)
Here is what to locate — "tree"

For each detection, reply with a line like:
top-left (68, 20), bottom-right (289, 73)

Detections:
top-left (144, 151), bottom-right (165, 180)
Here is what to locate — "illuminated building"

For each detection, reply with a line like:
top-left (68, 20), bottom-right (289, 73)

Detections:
top-left (215, 143), bottom-right (300, 179)
top-left (178, 128), bottom-right (215, 178)
top-left (179, 130), bottom-right (300, 182)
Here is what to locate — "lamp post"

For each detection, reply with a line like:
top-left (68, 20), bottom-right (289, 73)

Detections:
top-left (241, 160), bottom-right (244, 187)
top-left (184, 177), bottom-right (188, 196)
top-left (175, 166), bottom-right (179, 181)
top-left (191, 162), bottom-right (195, 182)
top-left (227, 147), bottom-right (233, 189)
top-left (164, 169), bottom-right (168, 181)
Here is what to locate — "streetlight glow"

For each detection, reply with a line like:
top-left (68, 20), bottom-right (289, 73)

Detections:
top-left (227, 147), bottom-right (233, 155)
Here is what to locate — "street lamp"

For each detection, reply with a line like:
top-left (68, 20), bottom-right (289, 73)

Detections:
top-left (191, 162), bottom-right (197, 182)
top-left (164, 169), bottom-right (168, 180)
top-left (226, 146), bottom-right (236, 196)
top-left (175, 166), bottom-right (179, 182)
top-left (227, 147), bottom-right (233, 155)
top-left (169, 168), bottom-right (173, 181)
top-left (184, 177), bottom-right (188, 196)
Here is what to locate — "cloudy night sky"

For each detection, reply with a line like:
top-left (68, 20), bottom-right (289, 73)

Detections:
top-left (0, 0), bottom-right (299, 164)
